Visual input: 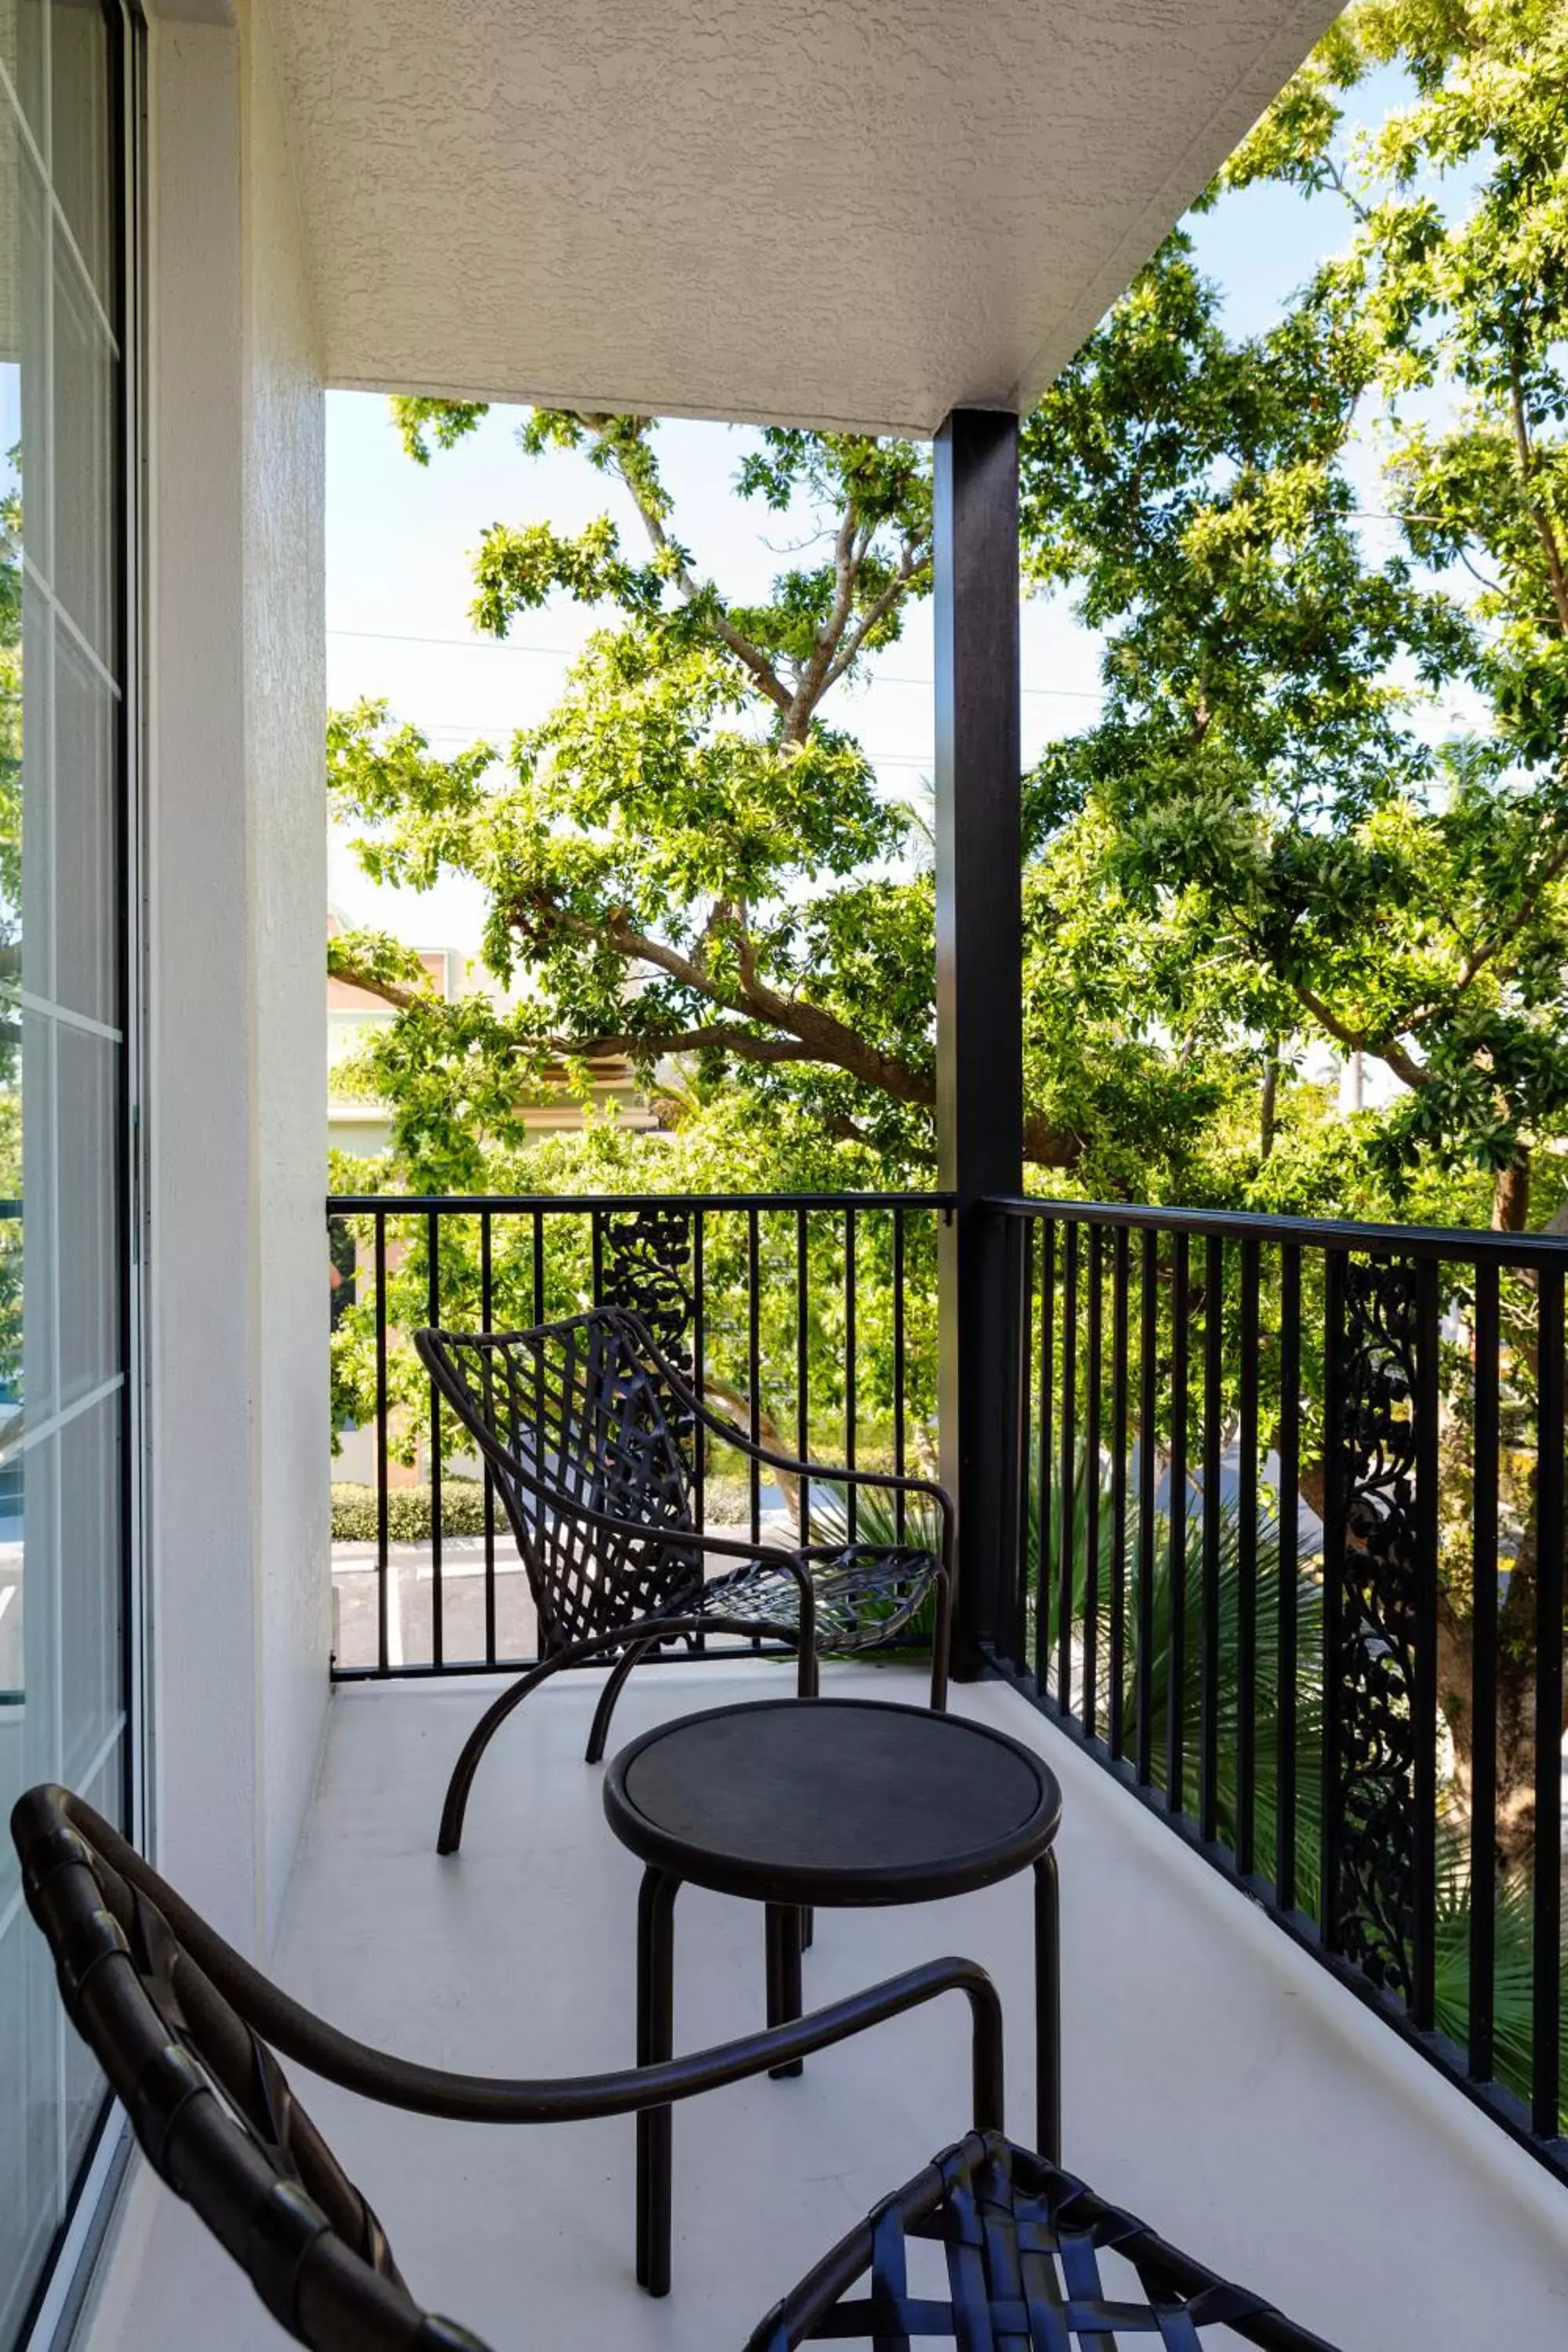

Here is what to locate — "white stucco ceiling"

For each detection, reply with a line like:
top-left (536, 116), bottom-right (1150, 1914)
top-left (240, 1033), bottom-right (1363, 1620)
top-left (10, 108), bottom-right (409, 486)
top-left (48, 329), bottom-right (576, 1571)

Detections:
top-left (267, 0), bottom-right (1339, 436)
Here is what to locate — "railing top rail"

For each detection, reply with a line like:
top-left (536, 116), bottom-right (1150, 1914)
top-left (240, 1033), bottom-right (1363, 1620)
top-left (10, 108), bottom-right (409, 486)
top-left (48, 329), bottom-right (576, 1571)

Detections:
top-left (989, 1193), bottom-right (1568, 1265)
top-left (328, 1190), bottom-right (954, 1215)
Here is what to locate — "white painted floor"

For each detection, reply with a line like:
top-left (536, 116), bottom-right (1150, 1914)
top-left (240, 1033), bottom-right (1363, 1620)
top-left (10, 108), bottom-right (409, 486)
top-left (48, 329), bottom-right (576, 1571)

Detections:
top-left (85, 1660), bottom-right (1568, 2351)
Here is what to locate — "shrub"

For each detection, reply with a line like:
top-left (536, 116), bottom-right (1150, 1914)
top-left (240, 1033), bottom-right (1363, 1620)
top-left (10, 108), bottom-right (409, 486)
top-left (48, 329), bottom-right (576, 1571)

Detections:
top-left (331, 1479), bottom-right (489, 1544)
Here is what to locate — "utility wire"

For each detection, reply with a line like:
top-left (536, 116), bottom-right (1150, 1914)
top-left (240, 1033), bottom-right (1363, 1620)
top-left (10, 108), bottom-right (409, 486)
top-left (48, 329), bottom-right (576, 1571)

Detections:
top-left (328, 627), bottom-right (1108, 702)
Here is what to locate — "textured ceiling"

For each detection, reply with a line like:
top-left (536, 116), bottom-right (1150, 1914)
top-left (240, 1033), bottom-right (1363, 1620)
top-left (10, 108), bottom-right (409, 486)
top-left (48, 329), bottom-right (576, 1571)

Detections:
top-left (266, 0), bottom-right (1339, 435)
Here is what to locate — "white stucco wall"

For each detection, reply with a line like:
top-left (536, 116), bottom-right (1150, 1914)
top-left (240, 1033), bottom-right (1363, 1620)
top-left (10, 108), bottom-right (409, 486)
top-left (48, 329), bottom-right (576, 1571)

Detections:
top-left (143, 0), bottom-right (328, 1963)
top-left (241, 0), bottom-right (332, 1951)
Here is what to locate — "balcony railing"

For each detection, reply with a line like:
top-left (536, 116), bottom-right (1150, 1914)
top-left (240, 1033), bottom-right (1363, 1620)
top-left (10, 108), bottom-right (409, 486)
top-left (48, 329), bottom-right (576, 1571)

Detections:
top-left (326, 1191), bottom-right (950, 1678)
top-left (989, 1196), bottom-right (1568, 2187)
top-left (325, 1185), bottom-right (1568, 2190)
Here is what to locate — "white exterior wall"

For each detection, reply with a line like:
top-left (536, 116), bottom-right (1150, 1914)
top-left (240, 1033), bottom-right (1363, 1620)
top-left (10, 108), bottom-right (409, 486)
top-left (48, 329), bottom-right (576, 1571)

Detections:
top-left (143, 0), bottom-right (328, 1960)
top-left (241, 0), bottom-right (332, 1951)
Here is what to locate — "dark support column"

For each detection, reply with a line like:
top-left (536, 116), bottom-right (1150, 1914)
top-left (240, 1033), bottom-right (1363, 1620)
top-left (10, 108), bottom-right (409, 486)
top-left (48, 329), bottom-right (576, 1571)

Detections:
top-left (934, 409), bottom-right (1023, 1673)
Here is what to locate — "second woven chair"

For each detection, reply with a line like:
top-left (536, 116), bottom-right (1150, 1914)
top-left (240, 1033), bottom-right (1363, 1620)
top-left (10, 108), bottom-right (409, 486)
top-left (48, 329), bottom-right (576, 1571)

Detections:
top-left (416, 1307), bottom-right (952, 1853)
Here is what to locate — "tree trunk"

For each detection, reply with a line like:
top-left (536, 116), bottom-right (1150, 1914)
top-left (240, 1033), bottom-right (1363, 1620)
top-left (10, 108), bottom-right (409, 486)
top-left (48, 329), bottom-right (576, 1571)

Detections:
top-left (1259, 1045), bottom-right (1279, 1163)
top-left (1493, 1152), bottom-right (1530, 1232)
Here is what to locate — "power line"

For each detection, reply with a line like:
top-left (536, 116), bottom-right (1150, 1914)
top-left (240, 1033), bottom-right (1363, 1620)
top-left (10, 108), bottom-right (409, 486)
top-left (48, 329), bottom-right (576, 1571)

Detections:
top-left (328, 626), bottom-right (1107, 703)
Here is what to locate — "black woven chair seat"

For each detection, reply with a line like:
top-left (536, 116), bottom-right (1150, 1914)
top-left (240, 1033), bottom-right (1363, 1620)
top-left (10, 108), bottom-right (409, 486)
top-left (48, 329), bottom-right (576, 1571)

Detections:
top-left (750, 2130), bottom-right (1339, 2352)
top-left (697, 1543), bottom-right (938, 1647)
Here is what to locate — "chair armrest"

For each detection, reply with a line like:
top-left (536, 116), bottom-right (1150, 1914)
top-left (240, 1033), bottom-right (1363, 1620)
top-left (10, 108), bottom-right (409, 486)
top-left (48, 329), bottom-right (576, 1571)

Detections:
top-left (53, 1791), bottom-right (1000, 2135)
top-left (617, 1309), bottom-right (954, 1566)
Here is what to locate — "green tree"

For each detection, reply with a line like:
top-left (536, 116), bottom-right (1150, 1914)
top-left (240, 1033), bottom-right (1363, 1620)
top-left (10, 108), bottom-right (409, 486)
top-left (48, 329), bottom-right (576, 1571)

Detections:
top-left (1016, 0), bottom-right (1568, 1854)
top-left (1024, 0), bottom-right (1568, 1242)
top-left (331, 414), bottom-right (971, 1178)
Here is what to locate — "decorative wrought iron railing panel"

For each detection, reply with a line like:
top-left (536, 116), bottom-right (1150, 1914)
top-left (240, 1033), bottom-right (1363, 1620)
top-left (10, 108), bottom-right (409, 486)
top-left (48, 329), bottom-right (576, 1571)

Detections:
top-left (989, 1197), bottom-right (1568, 2191)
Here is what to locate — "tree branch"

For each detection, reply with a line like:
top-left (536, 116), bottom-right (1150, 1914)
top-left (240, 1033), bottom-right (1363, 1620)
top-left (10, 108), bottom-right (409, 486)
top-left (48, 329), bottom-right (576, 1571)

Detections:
top-left (533, 1024), bottom-right (820, 1068)
top-left (818, 535), bottom-right (931, 697)
top-left (590, 416), bottom-right (794, 715)
top-left (326, 963), bottom-right (424, 1013)
top-left (1289, 982), bottom-right (1431, 1090)
top-left (1508, 361), bottom-right (1568, 638)
top-left (1454, 824), bottom-right (1568, 994)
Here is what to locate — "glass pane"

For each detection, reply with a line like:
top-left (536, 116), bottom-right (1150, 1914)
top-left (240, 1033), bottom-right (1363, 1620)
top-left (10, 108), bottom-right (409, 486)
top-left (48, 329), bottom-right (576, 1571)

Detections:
top-left (49, 0), bottom-right (111, 314)
top-left (0, 1900), bottom-right (59, 2347)
top-left (0, 109), bottom-right (53, 593)
top-left (54, 621), bottom-right (114, 1022)
top-left (61, 1737), bottom-right (118, 2172)
top-left (51, 235), bottom-right (114, 667)
top-left (0, 10), bottom-right (128, 2340)
top-left (16, 1001), bottom-right (50, 1423)
top-left (55, 1021), bottom-right (116, 1403)
top-left (0, 1), bottom-right (48, 164)
top-left (58, 1393), bottom-right (118, 1788)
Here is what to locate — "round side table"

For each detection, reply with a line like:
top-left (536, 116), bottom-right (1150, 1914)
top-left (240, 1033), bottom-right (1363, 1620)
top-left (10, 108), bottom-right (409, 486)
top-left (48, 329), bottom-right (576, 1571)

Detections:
top-left (603, 1694), bottom-right (1063, 2296)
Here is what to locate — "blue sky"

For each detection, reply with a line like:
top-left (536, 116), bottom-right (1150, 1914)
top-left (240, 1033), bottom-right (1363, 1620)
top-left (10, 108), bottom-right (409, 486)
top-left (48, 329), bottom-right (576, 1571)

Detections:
top-left (325, 64), bottom-right (1449, 953)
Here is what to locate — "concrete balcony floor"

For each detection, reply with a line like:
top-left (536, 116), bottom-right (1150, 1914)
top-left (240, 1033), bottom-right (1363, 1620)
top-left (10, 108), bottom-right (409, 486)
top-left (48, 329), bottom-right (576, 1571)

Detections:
top-left (89, 1659), bottom-right (1568, 2351)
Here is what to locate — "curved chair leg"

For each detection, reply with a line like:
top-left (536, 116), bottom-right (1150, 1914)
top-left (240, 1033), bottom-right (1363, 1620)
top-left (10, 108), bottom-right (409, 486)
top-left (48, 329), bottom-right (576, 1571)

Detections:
top-left (929, 1566), bottom-right (953, 1712)
top-left (437, 1626), bottom-right (633, 1854)
top-left (797, 1617), bottom-right (818, 1950)
top-left (585, 1638), bottom-right (655, 1765)
top-left (437, 1611), bottom-right (786, 1854)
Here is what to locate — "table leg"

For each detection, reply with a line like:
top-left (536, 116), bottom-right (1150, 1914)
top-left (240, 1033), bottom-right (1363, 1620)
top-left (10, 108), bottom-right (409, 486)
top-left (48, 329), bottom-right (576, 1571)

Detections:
top-left (764, 1902), bottom-right (804, 2078)
top-left (636, 1866), bottom-right (681, 2296)
top-left (1033, 1850), bottom-right (1061, 2162)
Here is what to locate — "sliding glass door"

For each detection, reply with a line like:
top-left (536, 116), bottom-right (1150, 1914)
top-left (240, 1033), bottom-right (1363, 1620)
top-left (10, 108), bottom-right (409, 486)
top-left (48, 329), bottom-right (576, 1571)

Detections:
top-left (0, 3), bottom-right (139, 2343)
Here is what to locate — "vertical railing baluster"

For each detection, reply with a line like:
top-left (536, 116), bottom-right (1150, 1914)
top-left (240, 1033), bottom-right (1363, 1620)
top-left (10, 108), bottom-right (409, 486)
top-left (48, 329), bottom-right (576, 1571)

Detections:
top-left (1083, 1228), bottom-right (1102, 1742)
top-left (1236, 1237), bottom-right (1260, 1877)
top-left (1035, 1221), bottom-right (1054, 1693)
top-left (844, 1206), bottom-right (858, 1543)
top-left (1533, 1261), bottom-right (1564, 2141)
top-left (748, 1205), bottom-right (762, 1548)
top-left (532, 1210), bottom-right (547, 1635)
top-left (1320, 1250), bottom-right (1345, 1950)
top-left (374, 1212), bottom-right (389, 1676)
top-left (795, 1207), bottom-right (809, 1544)
top-left (590, 1207), bottom-right (604, 1307)
top-left (1057, 1222), bottom-right (1078, 1711)
top-left (1412, 1256), bottom-right (1441, 2032)
top-left (693, 1210), bottom-right (707, 1577)
top-left (1012, 1219), bottom-right (1035, 1670)
top-left (1276, 1243), bottom-right (1301, 1914)
top-left (427, 1210), bottom-right (443, 1670)
top-left (1468, 1260), bottom-right (1499, 2084)
top-left (1109, 1229), bottom-right (1130, 1761)
top-left (892, 1207), bottom-right (906, 1546)
top-left (1166, 1230), bottom-right (1189, 1813)
top-left (1136, 1229), bottom-right (1158, 1788)
top-left (1200, 1233), bottom-right (1224, 1845)
top-left (481, 1210), bottom-right (496, 1666)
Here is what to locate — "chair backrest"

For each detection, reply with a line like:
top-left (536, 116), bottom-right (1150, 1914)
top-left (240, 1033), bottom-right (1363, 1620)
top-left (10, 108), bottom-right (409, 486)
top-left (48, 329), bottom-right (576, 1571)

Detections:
top-left (416, 1310), bottom-right (702, 1655)
top-left (12, 1784), bottom-right (493, 2352)
top-left (749, 2132), bottom-right (1341, 2352)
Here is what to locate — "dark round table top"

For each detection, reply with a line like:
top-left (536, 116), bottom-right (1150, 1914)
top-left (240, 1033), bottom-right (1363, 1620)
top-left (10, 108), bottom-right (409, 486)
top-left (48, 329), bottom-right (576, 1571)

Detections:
top-left (603, 1697), bottom-right (1062, 1906)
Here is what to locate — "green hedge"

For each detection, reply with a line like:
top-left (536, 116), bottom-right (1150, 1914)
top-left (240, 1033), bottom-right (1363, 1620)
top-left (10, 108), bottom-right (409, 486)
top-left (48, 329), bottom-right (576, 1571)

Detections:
top-left (331, 1479), bottom-right (488, 1544)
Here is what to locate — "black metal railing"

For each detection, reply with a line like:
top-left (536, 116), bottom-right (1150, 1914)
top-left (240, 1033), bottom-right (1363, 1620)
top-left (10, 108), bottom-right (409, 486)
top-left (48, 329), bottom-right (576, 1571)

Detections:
top-left (326, 1192), bottom-right (950, 1681)
top-left (989, 1196), bottom-right (1568, 2183)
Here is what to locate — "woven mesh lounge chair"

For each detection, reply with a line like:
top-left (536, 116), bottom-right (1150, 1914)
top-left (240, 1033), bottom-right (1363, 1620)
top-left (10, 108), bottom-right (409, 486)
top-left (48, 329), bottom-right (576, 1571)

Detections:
top-left (415, 1308), bottom-right (952, 1853)
top-left (15, 1784), bottom-right (1340, 2352)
